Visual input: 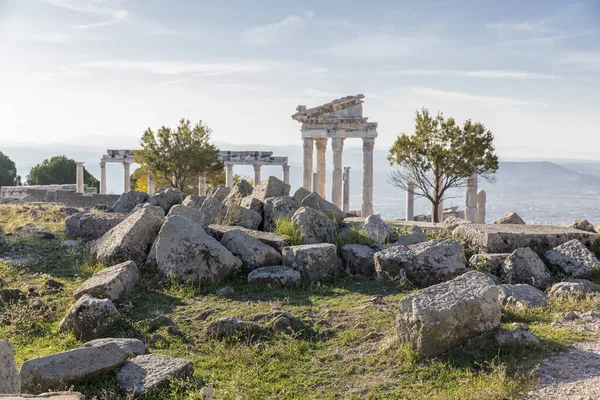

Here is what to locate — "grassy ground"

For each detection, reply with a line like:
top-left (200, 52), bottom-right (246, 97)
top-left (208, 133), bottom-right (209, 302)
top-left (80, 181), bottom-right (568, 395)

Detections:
top-left (0, 204), bottom-right (598, 399)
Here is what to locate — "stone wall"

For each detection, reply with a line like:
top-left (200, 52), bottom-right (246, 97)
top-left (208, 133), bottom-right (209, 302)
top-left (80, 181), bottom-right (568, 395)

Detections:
top-left (3, 188), bottom-right (119, 208)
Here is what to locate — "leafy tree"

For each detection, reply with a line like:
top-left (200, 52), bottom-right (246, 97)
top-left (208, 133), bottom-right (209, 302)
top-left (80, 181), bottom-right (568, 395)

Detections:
top-left (26, 156), bottom-right (99, 189)
top-left (388, 108), bottom-right (499, 223)
top-left (135, 119), bottom-right (224, 194)
top-left (0, 151), bottom-right (21, 186)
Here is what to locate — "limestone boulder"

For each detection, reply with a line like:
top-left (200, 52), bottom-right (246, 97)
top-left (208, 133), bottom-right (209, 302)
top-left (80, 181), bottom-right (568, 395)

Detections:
top-left (64, 212), bottom-right (84, 238)
top-left (155, 216), bottom-right (242, 283)
top-left (225, 180), bottom-right (254, 206)
top-left (0, 340), bottom-right (19, 394)
top-left (208, 185), bottom-right (231, 203)
top-left (444, 216), bottom-right (471, 232)
top-left (199, 197), bottom-right (228, 225)
top-left (340, 244), bottom-right (376, 277)
top-left (469, 253), bottom-right (511, 276)
top-left (495, 329), bottom-right (540, 346)
top-left (148, 188), bottom-right (183, 213)
top-left (205, 225), bottom-right (289, 252)
top-left (221, 229), bottom-right (281, 269)
top-left (167, 204), bottom-right (205, 226)
top-left (374, 245), bottom-right (416, 282)
top-left (300, 193), bottom-right (345, 223)
top-left (206, 317), bottom-right (261, 339)
top-left (500, 247), bottom-right (553, 289)
top-left (544, 239), bottom-right (600, 278)
top-left (73, 261), bottom-right (139, 301)
top-left (395, 228), bottom-right (428, 246)
top-left (263, 196), bottom-right (299, 231)
top-left (240, 196), bottom-right (264, 215)
top-left (291, 206), bottom-right (334, 244)
top-left (282, 243), bottom-right (342, 281)
top-left (363, 214), bottom-right (396, 243)
top-left (91, 207), bottom-right (164, 265)
top-left (224, 204), bottom-right (262, 230)
top-left (82, 338), bottom-right (145, 357)
top-left (569, 218), bottom-right (596, 232)
top-left (112, 191), bottom-right (149, 213)
top-left (247, 266), bottom-right (301, 287)
top-left (78, 212), bottom-right (128, 241)
top-left (58, 295), bottom-right (121, 341)
top-left (116, 354), bottom-right (193, 397)
top-left (181, 195), bottom-right (206, 209)
top-left (493, 211), bottom-right (525, 225)
top-left (396, 271), bottom-right (501, 357)
top-left (251, 176), bottom-right (290, 201)
top-left (497, 284), bottom-right (547, 308)
top-left (292, 187), bottom-right (311, 204)
top-left (549, 279), bottom-right (600, 297)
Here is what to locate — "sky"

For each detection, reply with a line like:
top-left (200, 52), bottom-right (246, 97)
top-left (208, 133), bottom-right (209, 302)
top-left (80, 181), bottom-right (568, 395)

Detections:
top-left (1, 0), bottom-right (599, 158)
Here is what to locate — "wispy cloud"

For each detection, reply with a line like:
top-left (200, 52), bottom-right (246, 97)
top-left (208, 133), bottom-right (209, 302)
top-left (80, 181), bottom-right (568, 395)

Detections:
top-left (404, 86), bottom-right (548, 109)
top-left (556, 51), bottom-right (600, 71)
top-left (45, 0), bottom-right (129, 30)
top-left (486, 20), bottom-right (550, 35)
top-left (330, 32), bottom-right (438, 58)
top-left (385, 69), bottom-right (560, 80)
top-left (240, 11), bottom-right (314, 44)
top-left (80, 60), bottom-right (275, 76)
top-left (495, 30), bottom-right (599, 46)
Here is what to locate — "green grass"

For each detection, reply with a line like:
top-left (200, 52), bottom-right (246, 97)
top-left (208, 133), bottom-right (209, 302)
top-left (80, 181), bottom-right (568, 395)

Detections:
top-left (272, 216), bottom-right (305, 246)
top-left (333, 226), bottom-right (376, 249)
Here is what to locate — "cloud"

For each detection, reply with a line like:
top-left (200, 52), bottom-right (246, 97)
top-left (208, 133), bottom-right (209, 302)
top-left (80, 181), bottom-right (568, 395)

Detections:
top-left (80, 60), bottom-right (275, 75)
top-left (72, 20), bottom-right (119, 30)
top-left (486, 20), bottom-right (550, 34)
top-left (495, 30), bottom-right (599, 46)
top-left (385, 69), bottom-right (560, 80)
top-left (304, 88), bottom-right (342, 98)
top-left (556, 51), bottom-right (600, 71)
top-left (240, 11), bottom-right (314, 44)
top-left (404, 86), bottom-right (548, 109)
top-left (330, 32), bottom-right (438, 58)
top-left (45, 0), bottom-right (129, 30)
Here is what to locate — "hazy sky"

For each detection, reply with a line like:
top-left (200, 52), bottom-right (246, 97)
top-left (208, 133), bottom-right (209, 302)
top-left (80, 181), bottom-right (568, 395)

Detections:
top-left (1, 0), bottom-right (599, 157)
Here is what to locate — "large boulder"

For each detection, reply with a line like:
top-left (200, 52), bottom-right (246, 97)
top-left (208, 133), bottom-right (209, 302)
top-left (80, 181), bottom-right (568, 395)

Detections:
top-left (82, 338), bottom-right (145, 357)
top-left (223, 204), bottom-right (262, 230)
top-left (500, 248), bottom-right (553, 289)
top-left (199, 197), bottom-right (228, 225)
top-left (148, 188), bottom-right (183, 213)
top-left (208, 185), bottom-right (231, 202)
top-left (65, 212), bottom-right (84, 238)
top-left (155, 216), bottom-right (242, 283)
top-left (116, 354), bottom-right (193, 397)
top-left (220, 229), bottom-right (281, 269)
top-left (291, 207), bottom-right (334, 244)
top-left (374, 245), bottom-right (416, 282)
top-left (225, 180), bottom-right (254, 206)
top-left (247, 266), bottom-right (301, 287)
top-left (251, 176), bottom-right (290, 201)
top-left (469, 253), bottom-right (511, 276)
top-left (19, 343), bottom-right (128, 393)
top-left (549, 279), bottom-right (600, 297)
top-left (493, 211), bottom-right (525, 225)
top-left (395, 226), bottom-right (428, 246)
top-left (363, 214), bottom-right (396, 243)
top-left (206, 317), bottom-right (260, 339)
top-left (240, 196), bottom-right (264, 215)
top-left (263, 196), bottom-right (299, 231)
top-left (78, 213), bottom-right (128, 241)
top-left (91, 207), bottom-right (164, 265)
top-left (181, 195), bottom-right (206, 209)
top-left (292, 187), bottom-right (311, 204)
top-left (205, 225), bottom-right (289, 252)
top-left (340, 244), bottom-right (376, 277)
top-left (497, 284), bottom-right (547, 308)
top-left (544, 239), bottom-right (600, 278)
top-left (112, 191), bottom-right (149, 213)
top-left (58, 295), bottom-right (121, 341)
top-left (73, 261), bottom-right (140, 301)
top-left (300, 193), bottom-right (345, 223)
top-left (0, 340), bottom-right (19, 394)
top-left (167, 204), bottom-right (205, 226)
top-left (282, 243), bottom-right (342, 281)
top-left (397, 271), bottom-right (502, 357)
top-left (569, 218), bottom-right (596, 232)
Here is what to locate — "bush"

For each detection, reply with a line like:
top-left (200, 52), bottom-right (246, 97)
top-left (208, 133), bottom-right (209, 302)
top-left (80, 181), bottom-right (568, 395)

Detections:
top-left (272, 217), bottom-right (304, 246)
top-left (333, 226), bottom-right (376, 249)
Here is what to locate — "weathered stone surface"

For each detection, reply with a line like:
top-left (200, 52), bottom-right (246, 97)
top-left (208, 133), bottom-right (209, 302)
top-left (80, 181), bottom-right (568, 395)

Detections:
top-left (208, 185), bottom-right (230, 203)
top-left (453, 224), bottom-right (597, 255)
top-left (181, 195), bottom-right (206, 209)
top-left (221, 229), bottom-right (281, 269)
top-left (65, 212), bottom-right (84, 238)
top-left (291, 207), bottom-right (334, 244)
top-left (113, 191), bottom-right (149, 213)
top-left (92, 207), bottom-right (164, 265)
top-left (395, 231), bottom-right (428, 246)
top-left (78, 212), bottom-right (128, 241)
top-left (116, 354), bottom-right (193, 397)
top-left (155, 216), bottom-right (242, 283)
top-left (225, 180), bottom-right (254, 206)
top-left (148, 188), bottom-right (183, 213)
top-left (0, 393), bottom-right (85, 399)
top-left (58, 295), bottom-right (121, 341)
top-left (205, 225), bottom-right (289, 251)
top-left (263, 196), bottom-right (299, 231)
top-left (374, 245), bottom-right (415, 282)
top-left (167, 204), bottom-right (205, 226)
top-left (199, 197), bottom-right (228, 225)
top-left (497, 284), bottom-right (547, 308)
top-left (544, 239), bottom-right (600, 278)
top-left (251, 176), bottom-right (290, 202)
top-left (224, 204), bottom-right (262, 230)
top-left (282, 243), bottom-right (342, 281)
top-left (340, 244), bottom-right (376, 277)
top-left (549, 279), bottom-right (600, 297)
top-left (469, 253), bottom-right (511, 276)
top-left (240, 196), bottom-right (264, 215)
top-left (247, 266), bottom-right (301, 287)
top-left (0, 340), bottom-right (19, 394)
top-left (494, 211), bottom-right (526, 225)
top-left (300, 193), bottom-right (345, 223)
top-left (569, 218), bottom-right (596, 232)
top-left (363, 214), bottom-right (396, 243)
top-left (292, 187), bottom-right (311, 204)
top-left (500, 248), bottom-right (553, 288)
top-left (495, 329), bottom-right (540, 346)
top-left (206, 317), bottom-right (260, 339)
top-left (444, 216), bottom-right (471, 232)
top-left (82, 338), bottom-right (145, 357)
top-left (397, 271), bottom-right (501, 357)
top-left (19, 343), bottom-right (127, 393)
top-left (73, 261), bottom-right (139, 301)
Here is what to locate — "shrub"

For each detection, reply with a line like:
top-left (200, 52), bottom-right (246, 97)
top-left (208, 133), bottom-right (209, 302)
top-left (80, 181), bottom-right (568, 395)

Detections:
top-left (272, 217), bottom-right (304, 246)
top-left (333, 226), bottom-right (376, 249)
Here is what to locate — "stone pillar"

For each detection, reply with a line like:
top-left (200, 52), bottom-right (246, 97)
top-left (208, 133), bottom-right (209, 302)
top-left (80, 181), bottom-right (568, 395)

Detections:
top-left (302, 138), bottom-right (314, 190)
top-left (199, 172), bottom-right (207, 196)
top-left (315, 138), bottom-right (327, 198)
top-left (100, 161), bottom-right (107, 194)
top-left (253, 164), bottom-right (261, 186)
top-left (147, 171), bottom-right (155, 195)
top-left (406, 182), bottom-right (415, 221)
top-left (123, 162), bottom-right (131, 193)
top-left (476, 190), bottom-right (486, 224)
top-left (465, 174), bottom-right (478, 223)
top-left (361, 138), bottom-right (375, 217)
top-left (342, 167), bottom-right (350, 213)
top-left (225, 164), bottom-right (234, 188)
top-left (312, 172), bottom-right (319, 193)
top-left (76, 162), bottom-right (84, 194)
top-left (331, 137), bottom-right (344, 208)
top-left (282, 164), bottom-right (290, 185)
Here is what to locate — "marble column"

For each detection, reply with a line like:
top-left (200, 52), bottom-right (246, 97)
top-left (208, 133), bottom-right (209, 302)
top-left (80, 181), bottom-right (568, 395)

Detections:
top-left (282, 164), bottom-right (290, 185)
top-left (406, 182), bottom-right (415, 221)
top-left (147, 172), bottom-right (155, 195)
top-left (302, 138), bottom-right (314, 191)
top-left (476, 190), bottom-right (486, 224)
top-left (123, 162), bottom-right (131, 193)
top-left (253, 164), bottom-right (261, 186)
top-left (76, 162), bottom-right (84, 194)
top-left (312, 172), bottom-right (319, 193)
top-left (361, 138), bottom-right (375, 217)
top-left (315, 138), bottom-right (327, 198)
top-left (342, 167), bottom-right (350, 213)
top-left (331, 137), bottom-right (344, 208)
top-left (225, 164), bottom-right (234, 188)
top-left (465, 174), bottom-right (478, 223)
top-left (100, 161), bottom-right (107, 194)
top-left (199, 172), bottom-right (207, 196)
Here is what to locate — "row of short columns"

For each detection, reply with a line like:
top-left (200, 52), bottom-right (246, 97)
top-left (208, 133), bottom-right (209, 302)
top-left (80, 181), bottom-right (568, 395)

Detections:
top-left (224, 163), bottom-right (290, 188)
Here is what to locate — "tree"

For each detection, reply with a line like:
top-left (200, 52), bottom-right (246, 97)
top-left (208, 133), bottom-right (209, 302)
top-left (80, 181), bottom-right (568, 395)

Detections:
top-left (0, 152), bottom-right (21, 186)
top-left (135, 119), bottom-right (224, 194)
top-left (388, 108), bottom-right (499, 223)
top-left (26, 156), bottom-right (99, 189)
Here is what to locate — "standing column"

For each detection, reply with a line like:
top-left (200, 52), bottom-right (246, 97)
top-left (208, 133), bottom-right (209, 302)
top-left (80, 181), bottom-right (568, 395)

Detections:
top-left (253, 164), bottom-right (261, 186)
top-left (302, 138), bottom-right (314, 190)
top-left (76, 162), bottom-right (84, 194)
top-left (406, 182), bottom-right (415, 221)
top-left (225, 164), bottom-right (234, 188)
top-left (199, 172), bottom-right (207, 196)
top-left (465, 174), bottom-right (478, 222)
top-left (315, 138), bottom-right (327, 197)
top-left (476, 190), bottom-right (486, 224)
top-left (361, 138), bottom-right (375, 217)
top-left (312, 172), bottom-right (319, 193)
top-left (100, 161), bottom-right (107, 194)
top-left (123, 162), bottom-right (131, 193)
top-left (331, 137), bottom-right (344, 208)
top-left (147, 171), bottom-right (155, 195)
top-left (282, 164), bottom-right (290, 185)
top-left (342, 167), bottom-right (350, 213)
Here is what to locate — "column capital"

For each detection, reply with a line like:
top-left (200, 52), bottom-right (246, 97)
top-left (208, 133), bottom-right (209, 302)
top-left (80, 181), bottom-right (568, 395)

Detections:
top-left (253, 164), bottom-right (261, 171)
top-left (100, 161), bottom-right (106, 167)
top-left (315, 138), bottom-right (328, 152)
top-left (282, 164), bottom-right (290, 171)
top-left (331, 137), bottom-right (345, 151)
top-left (362, 137), bottom-right (375, 150)
top-left (302, 137), bottom-right (315, 149)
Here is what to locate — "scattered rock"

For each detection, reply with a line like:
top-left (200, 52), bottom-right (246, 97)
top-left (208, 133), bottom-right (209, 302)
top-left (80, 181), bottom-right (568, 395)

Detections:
top-left (563, 311), bottom-right (580, 321)
top-left (82, 338), bottom-right (146, 357)
top-left (251, 176), bottom-right (290, 202)
top-left (216, 286), bottom-right (235, 296)
top-left (73, 260), bottom-right (140, 301)
top-left (148, 315), bottom-right (175, 331)
top-left (64, 212), bottom-right (84, 238)
top-left (224, 180), bottom-right (254, 206)
top-left (544, 239), bottom-right (600, 278)
top-left (223, 204), bottom-right (262, 230)
top-left (78, 213), bottom-right (128, 241)
top-left (112, 191), bottom-right (149, 213)
top-left (206, 317), bottom-right (261, 339)
top-left (500, 247), bottom-right (553, 289)
top-left (363, 214), bottom-right (397, 243)
top-left (292, 187), bottom-right (311, 204)
top-left (291, 206), bottom-right (334, 244)
top-left (271, 316), bottom-right (292, 332)
top-left (199, 197), bottom-right (228, 225)
top-left (469, 253), bottom-right (511, 275)
top-left (395, 231), bottom-right (428, 246)
top-left (58, 295), bottom-right (121, 341)
top-left (494, 211), bottom-right (526, 224)
top-left (221, 229), bottom-right (281, 269)
top-left (495, 329), bottom-right (540, 346)
top-left (549, 279), bottom-right (600, 297)
top-left (29, 299), bottom-right (43, 309)
top-left (0, 289), bottom-right (26, 305)
top-left (263, 196), bottom-right (299, 231)
top-left (167, 204), bottom-right (205, 227)
top-left (148, 188), bottom-right (183, 213)
top-left (181, 195), bottom-right (206, 209)
top-left (283, 243), bottom-right (343, 281)
top-left (208, 185), bottom-right (231, 203)
top-left (205, 225), bottom-right (289, 252)
top-left (239, 196), bottom-right (264, 215)
top-left (497, 284), bottom-right (548, 308)
top-left (569, 218), bottom-right (596, 232)
top-left (374, 245), bottom-right (415, 282)
top-left (0, 340), bottom-right (20, 394)
top-left (443, 216), bottom-right (471, 232)
top-left (247, 266), bottom-right (301, 287)
top-left (43, 279), bottom-right (64, 293)
top-left (340, 244), bottom-right (376, 277)
top-left (300, 193), bottom-right (346, 223)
